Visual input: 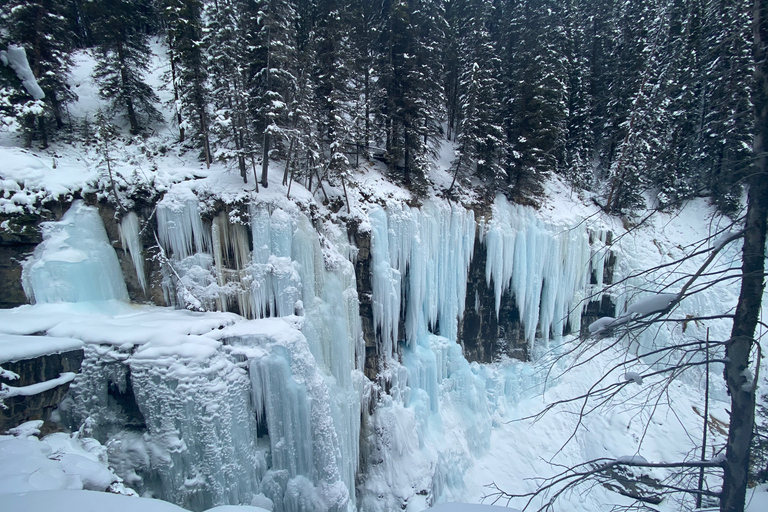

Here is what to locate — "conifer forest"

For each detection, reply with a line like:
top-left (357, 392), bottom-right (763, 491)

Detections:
top-left (0, 0), bottom-right (754, 214)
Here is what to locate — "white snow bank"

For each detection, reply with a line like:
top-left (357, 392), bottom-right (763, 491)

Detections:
top-left (3, 490), bottom-right (275, 512)
top-left (0, 148), bottom-right (98, 214)
top-left (0, 334), bottom-right (83, 363)
top-left (3, 490), bottom-right (188, 512)
top-left (623, 293), bottom-right (678, 318)
top-left (426, 504), bottom-right (521, 512)
top-left (0, 302), bottom-right (238, 355)
top-left (0, 421), bottom-right (121, 494)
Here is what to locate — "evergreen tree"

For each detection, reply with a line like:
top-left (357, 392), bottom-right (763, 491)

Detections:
top-left (500, 0), bottom-right (568, 203)
top-left (88, 0), bottom-right (162, 134)
top-left (699, 0), bottom-right (753, 214)
top-left (1, 0), bottom-right (76, 147)
top-left (248, 0), bottom-right (298, 188)
top-left (161, 0), bottom-right (211, 166)
top-left (452, 0), bottom-right (506, 190)
top-left (314, 0), bottom-right (353, 183)
top-left (378, 0), bottom-right (446, 187)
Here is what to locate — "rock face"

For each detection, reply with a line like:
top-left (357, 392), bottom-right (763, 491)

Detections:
top-left (0, 214), bottom-right (43, 308)
top-left (458, 235), bottom-right (528, 363)
top-left (350, 222), bottom-right (378, 381)
top-left (0, 350), bottom-right (84, 433)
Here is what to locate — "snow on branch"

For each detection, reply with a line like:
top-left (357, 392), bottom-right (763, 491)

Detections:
top-left (0, 45), bottom-right (45, 100)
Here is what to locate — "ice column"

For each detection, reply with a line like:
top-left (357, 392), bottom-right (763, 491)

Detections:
top-left (119, 211), bottom-right (147, 292)
top-left (22, 200), bottom-right (129, 303)
top-left (129, 351), bottom-right (264, 511)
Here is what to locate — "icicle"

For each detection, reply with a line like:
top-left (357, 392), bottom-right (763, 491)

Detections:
top-left (118, 212), bottom-right (147, 292)
top-left (156, 199), bottom-right (211, 260)
top-left (483, 196), bottom-right (592, 350)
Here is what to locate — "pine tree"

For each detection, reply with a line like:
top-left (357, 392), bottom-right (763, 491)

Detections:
top-left (88, 0), bottom-right (162, 134)
top-left (314, 0), bottom-right (353, 184)
top-left (699, 0), bottom-right (753, 215)
top-left (248, 0), bottom-right (297, 188)
top-left (1, 0), bottom-right (77, 147)
top-left (451, 0), bottom-right (506, 191)
top-left (161, 0), bottom-right (211, 166)
top-left (500, 0), bottom-right (568, 204)
top-left (378, 0), bottom-right (446, 187)
top-left (205, 0), bottom-right (259, 183)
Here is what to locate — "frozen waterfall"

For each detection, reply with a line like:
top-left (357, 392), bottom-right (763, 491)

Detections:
top-left (11, 191), bottom-right (611, 512)
top-left (22, 200), bottom-right (129, 303)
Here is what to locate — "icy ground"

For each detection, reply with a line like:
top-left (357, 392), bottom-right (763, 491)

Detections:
top-left (2, 41), bottom-right (768, 512)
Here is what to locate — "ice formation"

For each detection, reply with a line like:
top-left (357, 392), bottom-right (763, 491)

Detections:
top-left (27, 197), bottom-right (366, 511)
top-left (483, 196), bottom-right (591, 347)
top-left (1, 44), bottom-right (46, 100)
top-left (119, 212), bottom-right (147, 292)
top-left (22, 200), bottom-right (129, 304)
top-left (9, 190), bottom-right (617, 511)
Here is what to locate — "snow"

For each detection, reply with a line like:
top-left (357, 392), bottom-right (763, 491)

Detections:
top-left (3, 490), bottom-right (190, 512)
top-left (623, 372), bottom-right (643, 385)
top-left (0, 148), bottom-right (98, 214)
top-left (1, 372), bottom-right (75, 399)
top-left (0, 333), bottom-right (83, 363)
top-left (1, 45), bottom-right (45, 100)
top-left (623, 292), bottom-right (678, 318)
top-left (0, 421), bottom-right (124, 495)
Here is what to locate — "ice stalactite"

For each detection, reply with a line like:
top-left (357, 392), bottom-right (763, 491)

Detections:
top-left (369, 201), bottom-right (475, 357)
top-left (118, 212), bottom-right (147, 292)
top-left (484, 195), bottom-right (591, 348)
top-left (156, 198), bottom-right (218, 310)
top-left (22, 200), bottom-right (129, 304)
top-left (211, 211), bottom-right (251, 312)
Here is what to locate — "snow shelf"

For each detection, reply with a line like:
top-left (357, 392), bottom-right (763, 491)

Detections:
top-left (0, 334), bottom-right (83, 363)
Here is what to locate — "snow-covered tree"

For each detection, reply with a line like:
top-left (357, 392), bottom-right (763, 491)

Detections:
top-left (161, 0), bottom-right (211, 165)
top-left (0, 0), bottom-right (76, 146)
top-left (88, 0), bottom-right (162, 134)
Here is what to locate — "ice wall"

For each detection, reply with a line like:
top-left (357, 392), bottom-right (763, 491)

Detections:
top-left (369, 201), bottom-right (475, 356)
top-left (22, 200), bottom-right (129, 304)
top-left (360, 196), bottom-right (595, 509)
top-left (483, 196), bottom-right (591, 347)
top-left (151, 197), bottom-right (364, 511)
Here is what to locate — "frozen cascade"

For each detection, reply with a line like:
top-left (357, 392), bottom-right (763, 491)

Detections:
top-left (26, 191), bottom-right (601, 511)
top-left (151, 197), bottom-right (363, 511)
top-left (369, 201), bottom-right (475, 355)
top-left (484, 195), bottom-right (591, 348)
top-left (129, 349), bottom-right (264, 511)
top-left (361, 196), bottom-right (595, 509)
top-left (22, 200), bottom-right (129, 303)
top-left (156, 198), bottom-right (218, 309)
top-left (119, 211), bottom-right (147, 292)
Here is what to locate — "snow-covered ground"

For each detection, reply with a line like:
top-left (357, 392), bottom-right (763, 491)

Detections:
top-left (2, 41), bottom-right (767, 512)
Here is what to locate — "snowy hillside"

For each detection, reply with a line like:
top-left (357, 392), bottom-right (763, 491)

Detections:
top-left (1, 41), bottom-right (767, 512)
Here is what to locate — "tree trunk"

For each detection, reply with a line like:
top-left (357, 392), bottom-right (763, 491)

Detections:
top-left (117, 41), bottom-right (140, 134)
top-left (720, 2), bottom-right (768, 509)
top-left (261, 132), bottom-right (270, 188)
